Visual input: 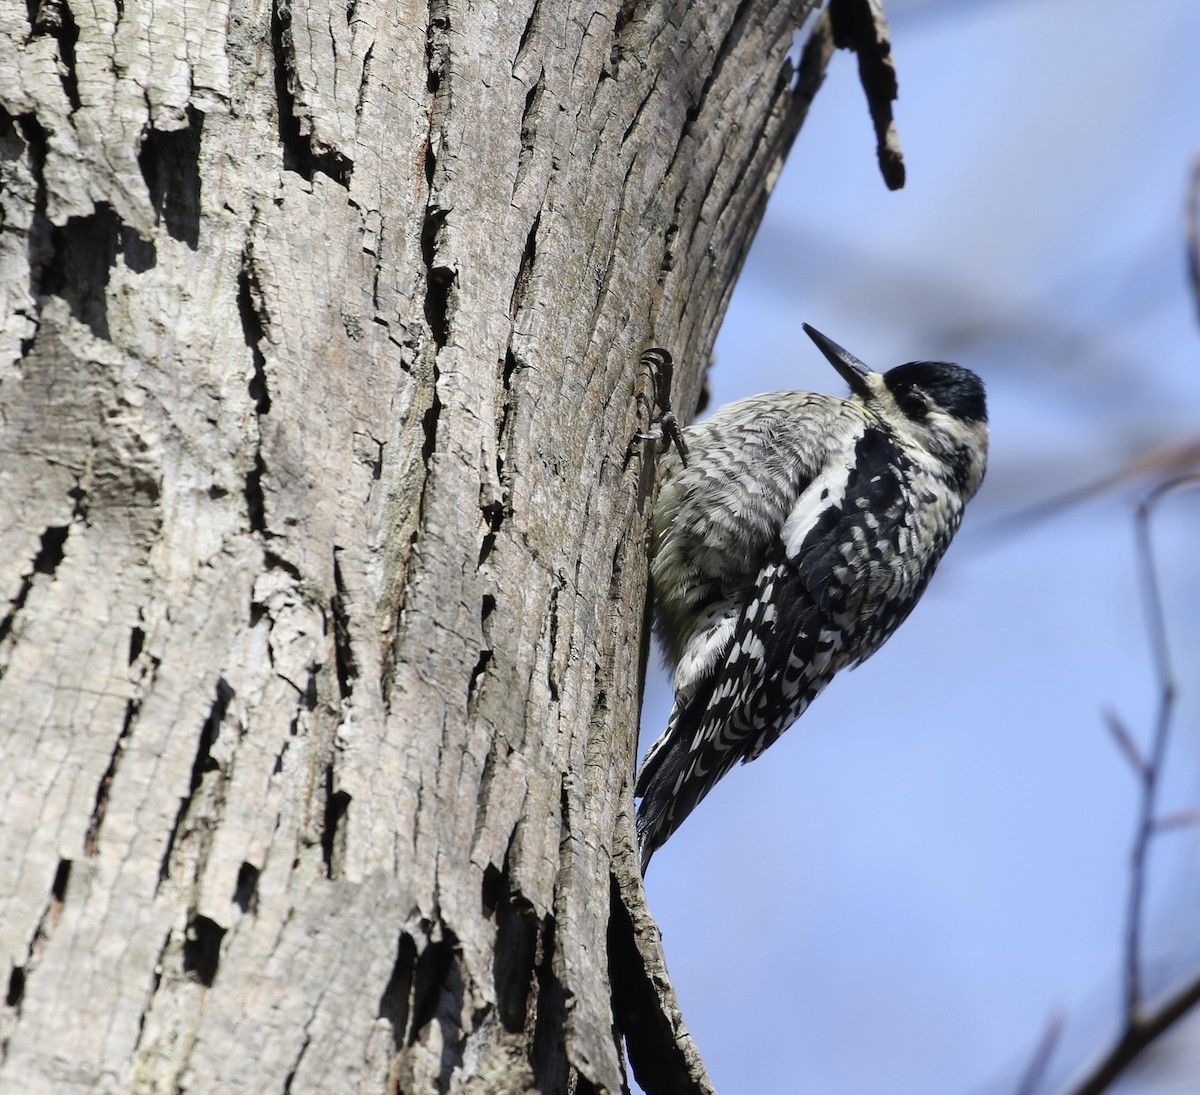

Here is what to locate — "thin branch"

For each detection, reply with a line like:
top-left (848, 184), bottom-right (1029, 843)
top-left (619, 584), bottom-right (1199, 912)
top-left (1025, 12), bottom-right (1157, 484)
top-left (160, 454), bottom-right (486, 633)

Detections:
top-left (1101, 709), bottom-right (1148, 782)
top-left (1118, 480), bottom-right (1176, 1018)
top-left (1123, 475), bottom-right (1190, 1018)
top-left (1187, 153), bottom-right (1200, 323)
top-left (1154, 809), bottom-right (1200, 833)
top-left (1059, 473), bottom-right (1200, 1095)
top-left (1064, 976), bottom-right (1200, 1095)
top-left (1014, 1012), bottom-right (1063, 1095)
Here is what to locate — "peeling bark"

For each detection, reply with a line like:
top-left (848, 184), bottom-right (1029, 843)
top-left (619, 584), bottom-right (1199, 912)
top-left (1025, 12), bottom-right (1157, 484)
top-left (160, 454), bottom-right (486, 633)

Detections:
top-left (0, 0), bottom-right (865, 1090)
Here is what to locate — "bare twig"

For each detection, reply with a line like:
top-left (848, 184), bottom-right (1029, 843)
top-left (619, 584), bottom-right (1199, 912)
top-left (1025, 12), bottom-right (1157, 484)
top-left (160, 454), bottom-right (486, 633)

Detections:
top-left (1187, 153), bottom-right (1200, 322)
top-left (1101, 709), bottom-right (1148, 782)
top-left (1014, 1012), bottom-right (1064, 1095)
top-left (1122, 475), bottom-right (1189, 1019)
top-left (1063, 977), bottom-right (1200, 1095)
top-left (1154, 809), bottom-right (1200, 833)
top-left (1059, 473), bottom-right (1200, 1095)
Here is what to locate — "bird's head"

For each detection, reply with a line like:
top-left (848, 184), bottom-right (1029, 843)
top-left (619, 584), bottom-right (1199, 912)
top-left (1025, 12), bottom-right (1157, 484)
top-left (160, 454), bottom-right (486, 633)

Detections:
top-left (803, 323), bottom-right (989, 499)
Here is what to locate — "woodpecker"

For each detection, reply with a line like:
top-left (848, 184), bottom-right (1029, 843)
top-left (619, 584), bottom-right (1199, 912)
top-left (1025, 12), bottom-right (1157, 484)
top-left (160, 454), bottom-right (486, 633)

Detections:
top-left (636, 324), bottom-right (988, 870)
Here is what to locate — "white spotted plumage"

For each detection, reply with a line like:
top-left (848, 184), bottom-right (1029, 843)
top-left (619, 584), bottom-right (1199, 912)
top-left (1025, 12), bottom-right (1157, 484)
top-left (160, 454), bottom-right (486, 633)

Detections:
top-left (636, 325), bottom-right (989, 870)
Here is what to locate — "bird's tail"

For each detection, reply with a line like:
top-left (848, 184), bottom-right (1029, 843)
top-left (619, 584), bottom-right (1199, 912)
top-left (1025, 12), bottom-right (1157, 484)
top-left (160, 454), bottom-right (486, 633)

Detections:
top-left (634, 728), bottom-right (686, 874)
top-left (634, 693), bottom-right (714, 873)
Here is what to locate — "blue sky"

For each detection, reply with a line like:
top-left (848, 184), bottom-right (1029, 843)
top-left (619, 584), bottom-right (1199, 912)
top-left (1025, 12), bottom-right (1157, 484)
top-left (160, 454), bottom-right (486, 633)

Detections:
top-left (637, 2), bottom-right (1200, 1092)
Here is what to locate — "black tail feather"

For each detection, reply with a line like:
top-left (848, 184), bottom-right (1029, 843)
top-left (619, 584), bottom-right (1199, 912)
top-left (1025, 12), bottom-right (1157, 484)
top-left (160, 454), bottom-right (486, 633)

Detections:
top-left (634, 683), bottom-right (715, 873)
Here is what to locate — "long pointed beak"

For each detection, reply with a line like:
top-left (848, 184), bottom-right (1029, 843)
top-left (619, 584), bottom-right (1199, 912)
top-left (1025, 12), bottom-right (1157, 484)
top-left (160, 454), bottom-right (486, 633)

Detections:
top-left (802, 324), bottom-right (875, 401)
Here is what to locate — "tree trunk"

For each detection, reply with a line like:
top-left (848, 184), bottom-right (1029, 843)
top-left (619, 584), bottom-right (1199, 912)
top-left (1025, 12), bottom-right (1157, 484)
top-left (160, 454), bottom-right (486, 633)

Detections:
top-left (0, 0), bottom-right (860, 1090)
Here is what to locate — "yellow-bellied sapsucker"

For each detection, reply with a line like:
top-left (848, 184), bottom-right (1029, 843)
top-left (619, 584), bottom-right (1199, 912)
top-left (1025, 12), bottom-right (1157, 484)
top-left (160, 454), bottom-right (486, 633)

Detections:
top-left (636, 325), bottom-right (989, 870)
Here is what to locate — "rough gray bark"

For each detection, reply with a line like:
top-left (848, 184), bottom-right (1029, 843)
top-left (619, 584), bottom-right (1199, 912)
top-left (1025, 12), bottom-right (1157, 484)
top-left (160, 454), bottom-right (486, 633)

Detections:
top-left (0, 0), bottom-right (877, 1091)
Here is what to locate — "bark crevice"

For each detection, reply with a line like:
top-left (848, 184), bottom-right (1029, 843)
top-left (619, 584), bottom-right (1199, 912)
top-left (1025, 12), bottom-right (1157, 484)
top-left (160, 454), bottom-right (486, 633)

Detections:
top-left (271, 0), bottom-right (352, 184)
top-left (321, 762), bottom-right (351, 877)
top-left (181, 914), bottom-right (226, 987)
top-left (158, 678), bottom-right (232, 886)
top-left (0, 524), bottom-right (69, 657)
top-left (33, 0), bottom-right (81, 111)
top-left (84, 664), bottom-right (149, 856)
top-left (2, 859), bottom-right (72, 1026)
top-left (138, 107), bottom-right (203, 248)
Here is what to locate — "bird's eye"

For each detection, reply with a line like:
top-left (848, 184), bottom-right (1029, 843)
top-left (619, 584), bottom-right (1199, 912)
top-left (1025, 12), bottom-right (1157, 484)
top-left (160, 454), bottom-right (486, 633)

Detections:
top-left (899, 392), bottom-right (929, 419)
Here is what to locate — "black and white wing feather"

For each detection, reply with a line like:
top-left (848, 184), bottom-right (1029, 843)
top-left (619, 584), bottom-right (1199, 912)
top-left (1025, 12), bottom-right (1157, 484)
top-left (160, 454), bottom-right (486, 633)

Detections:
top-left (637, 429), bottom-right (929, 865)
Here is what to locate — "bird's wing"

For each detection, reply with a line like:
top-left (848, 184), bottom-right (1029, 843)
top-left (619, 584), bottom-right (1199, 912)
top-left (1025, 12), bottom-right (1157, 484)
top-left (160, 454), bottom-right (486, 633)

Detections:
top-left (636, 430), bottom-right (911, 861)
top-left (734, 430), bottom-right (913, 756)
